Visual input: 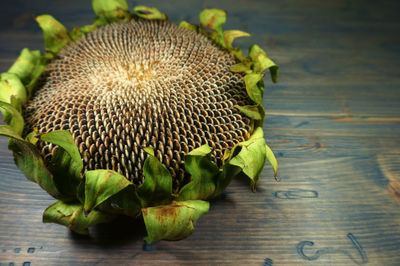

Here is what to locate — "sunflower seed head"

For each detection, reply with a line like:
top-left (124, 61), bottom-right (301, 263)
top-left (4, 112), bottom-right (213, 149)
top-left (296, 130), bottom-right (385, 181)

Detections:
top-left (24, 19), bottom-right (253, 190)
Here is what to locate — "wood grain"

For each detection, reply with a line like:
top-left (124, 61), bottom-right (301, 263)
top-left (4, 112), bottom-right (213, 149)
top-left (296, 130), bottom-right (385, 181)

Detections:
top-left (1, 0), bottom-right (400, 265)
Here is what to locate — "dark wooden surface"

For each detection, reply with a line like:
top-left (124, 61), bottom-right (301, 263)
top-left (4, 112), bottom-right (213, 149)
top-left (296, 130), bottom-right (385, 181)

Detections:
top-left (1, 0), bottom-right (400, 265)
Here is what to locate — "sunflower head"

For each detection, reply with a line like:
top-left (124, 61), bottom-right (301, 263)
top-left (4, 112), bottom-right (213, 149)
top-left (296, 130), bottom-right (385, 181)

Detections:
top-left (0, 0), bottom-right (278, 243)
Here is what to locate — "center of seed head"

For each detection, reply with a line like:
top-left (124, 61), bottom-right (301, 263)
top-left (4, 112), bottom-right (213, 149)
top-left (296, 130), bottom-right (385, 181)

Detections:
top-left (124, 62), bottom-right (155, 82)
top-left (102, 59), bottom-right (178, 90)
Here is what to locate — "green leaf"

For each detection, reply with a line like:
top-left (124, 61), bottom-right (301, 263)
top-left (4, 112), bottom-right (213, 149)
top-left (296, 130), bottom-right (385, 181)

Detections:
top-left (213, 163), bottom-right (241, 198)
top-left (25, 130), bottom-right (39, 145)
top-left (8, 48), bottom-right (42, 85)
top-left (178, 21), bottom-right (198, 32)
top-left (25, 63), bottom-right (46, 98)
top-left (97, 185), bottom-right (142, 217)
top-left (76, 179), bottom-right (85, 204)
top-left (0, 125), bottom-right (24, 141)
top-left (92, 0), bottom-right (131, 23)
top-left (269, 66), bottom-right (279, 83)
top-left (231, 47), bottom-right (247, 62)
top-left (177, 144), bottom-right (219, 201)
top-left (223, 30), bottom-right (251, 50)
top-left (7, 139), bottom-right (63, 199)
top-left (36, 15), bottom-right (71, 54)
top-left (230, 62), bottom-right (253, 74)
top-left (41, 130), bottom-right (83, 178)
top-left (142, 200), bottom-right (209, 243)
top-left (248, 44), bottom-right (279, 83)
top-left (228, 127), bottom-right (266, 190)
top-left (84, 169), bottom-right (132, 213)
top-left (0, 73), bottom-right (27, 108)
top-left (133, 6), bottom-right (167, 20)
top-left (43, 201), bottom-right (115, 235)
top-left (244, 73), bottom-right (264, 104)
top-left (143, 146), bottom-right (154, 156)
top-left (40, 130), bottom-right (83, 198)
top-left (236, 104), bottom-right (265, 121)
top-left (199, 9), bottom-right (226, 34)
top-left (136, 148), bottom-right (173, 207)
top-left (265, 143), bottom-right (278, 178)
top-left (199, 9), bottom-right (226, 47)
top-left (69, 24), bottom-right (98, 42)
top-left (0, 101), bottom-right (24, 136)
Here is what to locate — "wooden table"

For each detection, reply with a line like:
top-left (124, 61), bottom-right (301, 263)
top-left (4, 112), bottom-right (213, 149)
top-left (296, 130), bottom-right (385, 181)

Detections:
top-left (1, 0), bottom-right (399, 265)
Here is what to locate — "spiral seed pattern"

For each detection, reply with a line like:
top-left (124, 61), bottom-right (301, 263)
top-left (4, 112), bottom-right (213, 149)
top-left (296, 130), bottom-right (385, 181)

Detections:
top-left (24, 19), bottom-right (253, 190)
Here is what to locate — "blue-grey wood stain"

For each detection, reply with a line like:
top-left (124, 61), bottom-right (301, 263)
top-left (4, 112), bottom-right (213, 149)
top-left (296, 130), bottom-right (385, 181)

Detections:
top-left (0, 0), bottom-right (399, 265)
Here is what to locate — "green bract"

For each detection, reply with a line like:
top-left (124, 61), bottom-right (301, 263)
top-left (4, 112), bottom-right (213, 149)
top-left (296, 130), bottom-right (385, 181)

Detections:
top-left (43, 201), bottom-right (115, 235)
top-left (8, 48), bottom-right (42, 86)
top-left (0, 0), bottom-right (279, 243)
top-left (0, 73), bottom-right (27, 109)
top-left (142, 200), bottom-right (209, 243)
top-left (84, 170), bottom-right (132, 213)
top-left (133, 6), bottom-right (167, 20)
top-left (92, 0), bottom-right (131, 23)
top-left (36, 15), bottom-right (71, 55)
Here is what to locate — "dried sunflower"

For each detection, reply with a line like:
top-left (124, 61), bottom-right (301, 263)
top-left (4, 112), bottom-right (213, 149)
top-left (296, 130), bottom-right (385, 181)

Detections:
top-left (0, 0), bottom-right (278, 243)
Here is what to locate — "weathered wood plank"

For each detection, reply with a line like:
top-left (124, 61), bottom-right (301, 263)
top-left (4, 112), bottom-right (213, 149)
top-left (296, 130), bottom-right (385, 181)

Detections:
top-left (0, 0), bottom-right (399, 265)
